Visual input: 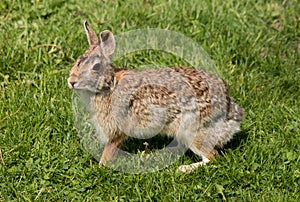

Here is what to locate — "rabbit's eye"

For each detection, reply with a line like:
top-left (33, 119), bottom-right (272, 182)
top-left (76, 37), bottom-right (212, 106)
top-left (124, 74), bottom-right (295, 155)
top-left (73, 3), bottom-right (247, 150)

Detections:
top-left (92, 63), bottom-right (101, 71)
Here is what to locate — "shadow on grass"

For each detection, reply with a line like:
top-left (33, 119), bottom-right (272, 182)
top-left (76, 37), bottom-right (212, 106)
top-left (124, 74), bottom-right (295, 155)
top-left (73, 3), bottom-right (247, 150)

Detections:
top-left (120, 129), bottom-right (249, 162)
top-left (222, 129), bottom-right (249, 151)
top-left (121, 135), bottom-right (174, 153)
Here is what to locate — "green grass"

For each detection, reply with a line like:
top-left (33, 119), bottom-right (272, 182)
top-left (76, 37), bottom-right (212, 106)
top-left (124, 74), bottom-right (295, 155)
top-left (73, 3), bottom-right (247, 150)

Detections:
top-left (1, 0), bottom-right (299, 201)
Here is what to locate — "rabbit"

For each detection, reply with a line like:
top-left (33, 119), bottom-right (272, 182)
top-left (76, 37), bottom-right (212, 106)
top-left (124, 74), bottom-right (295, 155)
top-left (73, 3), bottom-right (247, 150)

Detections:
top-left (68, 21), bottom-right (244, 173)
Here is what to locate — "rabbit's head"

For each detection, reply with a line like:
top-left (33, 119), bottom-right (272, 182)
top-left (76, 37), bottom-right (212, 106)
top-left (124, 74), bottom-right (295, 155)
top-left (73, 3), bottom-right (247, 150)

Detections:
top-left (68, 21), bottom-right (115, 93)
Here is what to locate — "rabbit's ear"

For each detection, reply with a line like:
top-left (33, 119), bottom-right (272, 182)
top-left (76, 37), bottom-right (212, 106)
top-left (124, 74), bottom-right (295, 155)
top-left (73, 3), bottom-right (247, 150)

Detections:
top-left (100, 30), bottom-right (115, 58)
top-left (84, 21), bottom-right (99, 46)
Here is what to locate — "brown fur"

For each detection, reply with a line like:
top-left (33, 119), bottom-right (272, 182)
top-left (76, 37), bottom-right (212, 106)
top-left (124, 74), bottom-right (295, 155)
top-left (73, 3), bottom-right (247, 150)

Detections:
top-left (68, 21), bottom-right (244, 172)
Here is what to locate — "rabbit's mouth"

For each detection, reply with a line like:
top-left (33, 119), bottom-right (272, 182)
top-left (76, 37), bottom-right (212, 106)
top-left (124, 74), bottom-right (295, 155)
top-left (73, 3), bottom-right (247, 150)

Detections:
top-left (67, 78), bottom-right (100, 94)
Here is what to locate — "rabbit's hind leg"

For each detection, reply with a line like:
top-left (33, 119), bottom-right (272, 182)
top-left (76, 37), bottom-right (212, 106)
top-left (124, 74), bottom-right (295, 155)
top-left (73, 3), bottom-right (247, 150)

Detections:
top-left (177, 141), bottom-right (218, 173)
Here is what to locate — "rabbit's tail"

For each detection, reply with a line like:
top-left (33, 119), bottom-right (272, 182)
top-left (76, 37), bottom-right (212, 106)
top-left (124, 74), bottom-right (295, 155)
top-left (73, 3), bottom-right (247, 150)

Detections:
top-left (213, 97), bottom-right (244, 148)
top-left (227, 97), bottom-right (244, 122)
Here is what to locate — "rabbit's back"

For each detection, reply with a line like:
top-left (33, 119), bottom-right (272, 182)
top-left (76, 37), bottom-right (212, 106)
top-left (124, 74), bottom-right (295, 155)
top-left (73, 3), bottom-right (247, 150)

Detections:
top-left (110, 67), bottom-right (231, 139)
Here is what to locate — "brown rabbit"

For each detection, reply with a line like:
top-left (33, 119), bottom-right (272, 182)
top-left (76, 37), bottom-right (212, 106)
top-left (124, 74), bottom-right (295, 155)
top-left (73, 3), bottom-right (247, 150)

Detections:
top-left (68, 21), bottom-right (244, 172)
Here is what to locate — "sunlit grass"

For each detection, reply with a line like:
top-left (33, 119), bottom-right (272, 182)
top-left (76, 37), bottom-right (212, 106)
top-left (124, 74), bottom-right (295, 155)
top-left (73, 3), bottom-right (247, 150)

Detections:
top-left (0, 0), bottom-right (299, 200)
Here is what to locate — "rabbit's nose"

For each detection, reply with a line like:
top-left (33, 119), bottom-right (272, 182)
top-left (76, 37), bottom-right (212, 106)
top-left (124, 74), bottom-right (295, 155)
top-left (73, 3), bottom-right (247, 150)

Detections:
top-left (70, 82), bottom-right (76, 87)
top-left (68, 79), bottom-right (77, 89)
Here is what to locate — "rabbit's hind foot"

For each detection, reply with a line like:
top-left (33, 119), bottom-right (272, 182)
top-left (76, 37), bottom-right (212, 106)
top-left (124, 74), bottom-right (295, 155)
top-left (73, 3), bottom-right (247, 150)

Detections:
top-left (177, 156), bottom-right (210, 173)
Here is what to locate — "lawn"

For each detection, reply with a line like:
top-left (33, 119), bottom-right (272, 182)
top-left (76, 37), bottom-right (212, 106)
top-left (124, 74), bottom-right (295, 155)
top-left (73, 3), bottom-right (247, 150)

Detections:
top-left (0, 0), bottom-right (299, 201)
